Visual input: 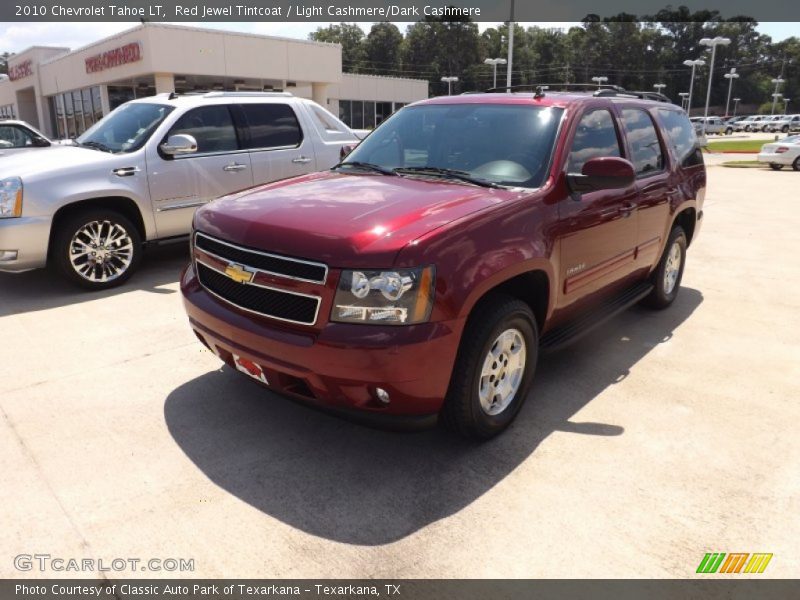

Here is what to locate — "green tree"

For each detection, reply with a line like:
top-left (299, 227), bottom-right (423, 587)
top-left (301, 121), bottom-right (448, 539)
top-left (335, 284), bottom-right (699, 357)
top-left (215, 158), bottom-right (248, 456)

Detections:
top-left (363, 22), bottom-right (404, 75)
top-left (309, 24), bottom-right (366, 72)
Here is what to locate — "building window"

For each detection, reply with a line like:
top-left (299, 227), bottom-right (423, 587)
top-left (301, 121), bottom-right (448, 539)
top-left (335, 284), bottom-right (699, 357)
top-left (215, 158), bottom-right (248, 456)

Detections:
top-left (108, 86), bottom-right (135, 110)
top-left (376, 102), bottom-right (392, 125)
top-left (0, 104), bottom-right (15, 119)
top-left (47, 86), bottom-right (104, 138)
top-left (339, 100), bottom-right (351, 126)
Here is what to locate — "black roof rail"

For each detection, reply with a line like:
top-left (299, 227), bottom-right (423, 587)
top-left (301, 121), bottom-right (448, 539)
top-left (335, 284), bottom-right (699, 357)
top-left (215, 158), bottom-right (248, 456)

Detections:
top-left (485, 82), bottom-right (627, 94)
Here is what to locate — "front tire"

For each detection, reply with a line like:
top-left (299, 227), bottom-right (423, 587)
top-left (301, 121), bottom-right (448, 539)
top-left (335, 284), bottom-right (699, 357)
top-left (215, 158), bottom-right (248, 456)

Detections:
top-left (51, 209), bottom-right (142, 290)
top-left (770, 163), bottom-right (784, 171)
top-left (441, 295), bottom-right (538, 440)
top-left (794, 157), bottom-right (800, 172)
top-left (642, 226), bottom-right (687, 310)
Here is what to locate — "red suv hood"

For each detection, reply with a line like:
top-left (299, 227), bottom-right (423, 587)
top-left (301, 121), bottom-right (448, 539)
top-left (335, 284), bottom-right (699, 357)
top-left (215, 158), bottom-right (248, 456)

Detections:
top-left (194, 171), bottom-right (521, 268)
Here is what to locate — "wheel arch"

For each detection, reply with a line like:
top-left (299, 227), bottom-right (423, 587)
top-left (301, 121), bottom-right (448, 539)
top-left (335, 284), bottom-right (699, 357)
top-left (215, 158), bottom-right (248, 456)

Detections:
top-left (48, 197), bottom-right (148, 261)
top-left (672, 206), bottom-right (697, 247)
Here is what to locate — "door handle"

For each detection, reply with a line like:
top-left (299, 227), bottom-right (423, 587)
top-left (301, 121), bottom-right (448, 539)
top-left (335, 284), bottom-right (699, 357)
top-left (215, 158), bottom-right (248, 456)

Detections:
top-left (291, 156), bottom-right (312, 164)
top-left (619, 202), bottom-right (637, 218)
top-left (223, 162), bottom-right (247, 172)
top-left (112, 166), bottom-right (140, 177)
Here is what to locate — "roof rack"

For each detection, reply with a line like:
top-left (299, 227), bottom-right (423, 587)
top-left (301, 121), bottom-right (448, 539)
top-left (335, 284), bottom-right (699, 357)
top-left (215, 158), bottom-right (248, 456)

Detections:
top-left (484, 83), bottom-right (673, 103)
top-left (165, 90), bottom-right (293, 100)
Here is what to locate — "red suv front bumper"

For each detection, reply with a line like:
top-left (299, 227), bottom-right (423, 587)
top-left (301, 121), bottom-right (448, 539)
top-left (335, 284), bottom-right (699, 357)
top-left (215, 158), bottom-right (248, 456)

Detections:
top-left (180, 264), bottom-right (463, 428)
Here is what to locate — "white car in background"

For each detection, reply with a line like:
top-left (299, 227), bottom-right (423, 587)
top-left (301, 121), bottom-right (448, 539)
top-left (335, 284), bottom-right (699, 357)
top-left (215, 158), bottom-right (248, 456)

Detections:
top-left (690, 116), bottom-right (732, 135)
top-left (0, 120), bottom-right (54, 155)
top-left (757, 135), bottom-right (800, 171)
top-left (736, 115), bottom-right (767, 132)
top-left (765, 114), bottom-right (800, 133)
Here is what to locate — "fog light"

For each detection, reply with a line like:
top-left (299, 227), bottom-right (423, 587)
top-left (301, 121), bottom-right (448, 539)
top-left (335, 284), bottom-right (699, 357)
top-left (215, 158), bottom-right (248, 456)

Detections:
top-left (375, 387), bottom-right (390, 404)
top-left (0, 250), bottom-right (18, 261)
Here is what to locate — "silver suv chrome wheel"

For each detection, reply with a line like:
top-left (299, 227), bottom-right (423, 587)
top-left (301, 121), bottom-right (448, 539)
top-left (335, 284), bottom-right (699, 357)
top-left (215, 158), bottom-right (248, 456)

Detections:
top-left (663, 240), bottom-right (683, 295)
top-left (69, 219), bottom-right (134, 283)
top-left (479, 328), bottom-right (527, 416)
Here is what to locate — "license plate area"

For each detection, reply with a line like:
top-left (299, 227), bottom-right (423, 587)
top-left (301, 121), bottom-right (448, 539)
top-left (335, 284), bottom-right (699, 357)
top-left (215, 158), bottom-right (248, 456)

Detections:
top-left (232, 353), bottom-right (269, 385)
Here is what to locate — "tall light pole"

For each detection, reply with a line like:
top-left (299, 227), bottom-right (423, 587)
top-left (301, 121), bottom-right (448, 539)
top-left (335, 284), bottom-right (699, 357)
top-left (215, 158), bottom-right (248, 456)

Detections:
top-left (506, 0), bottom-right (515, 89)
top-left (771, 78), bottom-right (785, 114)
top-left (699, 36), bottom-right (731, 135)
top-left (591, 75), bottom-right (608, 88)
top-left (733, 97), bottom-right (741, 116)
top-left (654, 83), bottom-right (666, 95)
top-left (679, 92), bottom-right (689, 110)
top-left (784, 98), bottom-right (791, 115)
top-left (724, 68), bottom-right (739, 117)
top-left (683, 58), bottom-right (705, 116)
top-left (441, 76), bottom-right (458, 96)
top-left (484, 58), bottom-right (507, 89)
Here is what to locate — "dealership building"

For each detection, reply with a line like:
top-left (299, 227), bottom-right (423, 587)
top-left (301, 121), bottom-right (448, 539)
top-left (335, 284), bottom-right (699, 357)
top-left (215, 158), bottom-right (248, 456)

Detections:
top-left (0, 23), bottom-right (429, 139)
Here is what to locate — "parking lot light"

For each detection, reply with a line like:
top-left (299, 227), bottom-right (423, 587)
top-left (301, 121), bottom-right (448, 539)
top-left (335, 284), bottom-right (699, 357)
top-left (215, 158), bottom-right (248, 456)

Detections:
top-left (440, 76), bottom-right (459, 96)
top-left (653, 83), bottom-right (666, 95)
top-left (679, 92), bottom-right (689, 110)
top-left (683, 58), bottom-right (706, 115)
top-left (724, 68), bottom-right (739, 117)
top-left (771, 78), bottom-right (786, 114)
top-left (699, 37), bottom-right (731, 135)
top-left (484, 58), bottom-right (507, 89)
top-left (733, 97), bottom-right (741, 117)
top-left (591, 75), bottom-right (608, 89)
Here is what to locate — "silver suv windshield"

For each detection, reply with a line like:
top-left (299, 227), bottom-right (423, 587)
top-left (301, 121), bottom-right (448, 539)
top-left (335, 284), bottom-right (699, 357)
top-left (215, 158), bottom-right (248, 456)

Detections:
top-left (342, 103), bottom-right (563, 188)
top-left (77, 102), bottom-right (174, 154)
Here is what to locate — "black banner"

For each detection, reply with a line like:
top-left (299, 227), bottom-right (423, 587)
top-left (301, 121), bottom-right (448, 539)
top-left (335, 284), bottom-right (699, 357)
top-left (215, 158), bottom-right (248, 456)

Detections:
top-left (3, 580), bottom-right (800, 600)
top-left (4, 0), bottom-right (800, 22)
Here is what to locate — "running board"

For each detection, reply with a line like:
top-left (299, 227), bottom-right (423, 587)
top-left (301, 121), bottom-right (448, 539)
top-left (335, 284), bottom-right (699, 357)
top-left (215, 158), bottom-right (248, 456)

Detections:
top-left (540, 282), bottom-right (654, 354)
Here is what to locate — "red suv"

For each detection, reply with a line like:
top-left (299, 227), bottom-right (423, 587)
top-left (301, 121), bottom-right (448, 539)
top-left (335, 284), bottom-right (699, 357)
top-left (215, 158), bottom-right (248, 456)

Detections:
top-left (180, 87), bottom-right (706, 439)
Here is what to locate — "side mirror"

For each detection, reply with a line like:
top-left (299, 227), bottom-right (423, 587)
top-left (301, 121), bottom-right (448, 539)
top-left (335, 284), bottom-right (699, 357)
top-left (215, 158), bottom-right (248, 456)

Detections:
top-left (339, 144), bottom-right (357, 160)
top-left (31, 136), bottom-right (51, 147)
top-left (160, 133), bottom-right (197, 156)
top-left (567, 157), bottom-right (636, 194)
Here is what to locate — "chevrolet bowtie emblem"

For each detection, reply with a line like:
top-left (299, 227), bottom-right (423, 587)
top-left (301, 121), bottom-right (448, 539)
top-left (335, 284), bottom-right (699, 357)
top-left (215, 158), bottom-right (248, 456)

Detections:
top-left (224, 263), bottom-right (254, 284)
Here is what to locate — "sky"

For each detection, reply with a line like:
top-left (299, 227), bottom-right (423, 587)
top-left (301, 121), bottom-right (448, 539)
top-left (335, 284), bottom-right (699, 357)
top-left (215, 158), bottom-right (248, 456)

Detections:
top-left (0, 21), bottom-right (796, 54)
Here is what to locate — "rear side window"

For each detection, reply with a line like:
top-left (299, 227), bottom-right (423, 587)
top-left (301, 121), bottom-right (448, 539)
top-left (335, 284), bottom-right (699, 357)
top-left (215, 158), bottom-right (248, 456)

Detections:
top-left (657, 109), bottom-right (703, 168)
top-left (0, 125), bottom-right (32, 148)
top-left (239, 104), bottom-right (302, 149)
top-left (169, 106), bottom-right (238, 154)
top-left (620, 109), bottom-right (665, 176)
top-left (567, 109), bottom-right (622, 173)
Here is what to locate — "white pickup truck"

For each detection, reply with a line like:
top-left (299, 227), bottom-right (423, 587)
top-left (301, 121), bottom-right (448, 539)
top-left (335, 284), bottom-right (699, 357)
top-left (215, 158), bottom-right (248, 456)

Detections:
top-left (0, 92), bottom-right (362, 289)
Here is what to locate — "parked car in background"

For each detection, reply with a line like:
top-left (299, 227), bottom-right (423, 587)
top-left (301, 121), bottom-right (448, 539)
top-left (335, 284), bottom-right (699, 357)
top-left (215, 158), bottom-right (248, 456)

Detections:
top-left (736, 115), bottom-right (767, 132)
top-left (766, 114), bottom-right (800, 133)
top-left (757, 135), bottom-right (800, 171)
top-left (690, 116), bottom-right (731, 135)
top-left (0, 91), bottom-right (361, 289)
top-left (0, 120), bottom-right (54, 155)
top-left (182, 89), bottom-right (706, 439)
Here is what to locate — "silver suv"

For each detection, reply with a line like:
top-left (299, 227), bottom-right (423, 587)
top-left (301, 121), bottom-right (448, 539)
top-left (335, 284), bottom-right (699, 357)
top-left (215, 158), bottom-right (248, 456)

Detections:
top-left (0, 92), bottom-right (360, 289)
top-left (0, 119), bottom-right (54, 155)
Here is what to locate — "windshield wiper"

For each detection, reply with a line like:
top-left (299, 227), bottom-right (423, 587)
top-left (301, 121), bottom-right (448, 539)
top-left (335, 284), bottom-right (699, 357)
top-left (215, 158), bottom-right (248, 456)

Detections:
top-left (393, 166), bottom-right (505, 189)
top-left (333, 161), bottom-right (397, 176)
top-left (78, 140), bottom-right (114, 153)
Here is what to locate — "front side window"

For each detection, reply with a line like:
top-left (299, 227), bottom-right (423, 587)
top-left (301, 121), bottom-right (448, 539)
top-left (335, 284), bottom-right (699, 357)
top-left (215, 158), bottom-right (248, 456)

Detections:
top-left (343, 103), bottom-right (563, 188)
top-left (567, 109), bottom-right (621, 173)
top-left (78, 102), bottom-right (174, 153)
top-left (0, 125), bottom-right (32, 148)
top-left (620, 109), bottom-right (665, 176)
top-left (168, 105), bottom-right (238, 154)
top-left (239, 104), bottom-right (302, 149)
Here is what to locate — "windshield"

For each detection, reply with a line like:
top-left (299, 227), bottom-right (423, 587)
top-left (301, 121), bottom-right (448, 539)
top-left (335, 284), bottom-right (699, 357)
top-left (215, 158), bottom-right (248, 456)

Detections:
top-left (77, 102), bottom-right (174, 153)
top-left (343, 103), bottom-right (564, 188)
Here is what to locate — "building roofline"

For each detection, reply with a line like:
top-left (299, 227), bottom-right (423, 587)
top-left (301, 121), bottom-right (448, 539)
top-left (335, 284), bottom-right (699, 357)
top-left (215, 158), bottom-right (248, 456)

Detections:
top-left (342, 72), bottom-right (429, 83)
top-left (40, 22), bottom-right (341, 67)
top-left (9, 45), bottom-right (70, 59)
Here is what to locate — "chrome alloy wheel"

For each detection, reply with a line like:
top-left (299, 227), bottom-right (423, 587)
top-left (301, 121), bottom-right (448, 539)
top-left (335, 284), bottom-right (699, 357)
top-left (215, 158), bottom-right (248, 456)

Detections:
top-left (663, 240), bottom-right (683, 295)
top-left (479, 328), bottom-right (527, 416)
top-left (68, 220), bottom-right (134, 283)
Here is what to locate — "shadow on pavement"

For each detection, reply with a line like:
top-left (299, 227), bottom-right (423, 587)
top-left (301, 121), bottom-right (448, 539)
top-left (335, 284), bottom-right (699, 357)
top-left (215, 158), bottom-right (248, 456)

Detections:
top-left (0, 244), bottom-right (189, 317)
top-left (164, 288), bottom-right (703, 546)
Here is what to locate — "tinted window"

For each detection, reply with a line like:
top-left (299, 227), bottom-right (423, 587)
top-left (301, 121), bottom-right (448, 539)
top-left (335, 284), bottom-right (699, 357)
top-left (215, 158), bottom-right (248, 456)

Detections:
top-left (345, 104), bottom-right (563, 188)
top-left (240, 104), bottom-right (302, 149)
top-left (657, 109), bottom-right (703, 167)
top-left (567, 109), bottom-right (621, 172)
top-left (620, 109), bottom-right (665, 175)
top-left (169, 105), bottom-right (238, 154)
top-left (0, 125), bottom-right (32, 148)
top-left (78, 102), bottom-right (174, 153)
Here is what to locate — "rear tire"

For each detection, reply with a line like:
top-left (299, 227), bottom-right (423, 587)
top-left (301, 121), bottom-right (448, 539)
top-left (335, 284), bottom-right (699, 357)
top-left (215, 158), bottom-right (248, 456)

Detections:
top-left (51, 209), bottom-right (142, 290)
top-left (794, 157), bottom-right (800, 172)
top-left (642, 226), bottom-right (687, 310)
top-left (441, 294), bottom-right (538, 440)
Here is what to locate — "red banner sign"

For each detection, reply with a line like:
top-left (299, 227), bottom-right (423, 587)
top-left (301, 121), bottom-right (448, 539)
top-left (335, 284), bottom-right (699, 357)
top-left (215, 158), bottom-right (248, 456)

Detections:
top-left (8, 60), bottom-right (33, 81)
top-left (85, 42), bottom-right (142, 74)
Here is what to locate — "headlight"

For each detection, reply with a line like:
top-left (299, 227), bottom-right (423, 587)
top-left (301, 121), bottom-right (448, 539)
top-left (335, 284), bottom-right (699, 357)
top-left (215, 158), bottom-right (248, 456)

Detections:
top-left (0, 177), bottom-right (23, 218)
top-left (332, 266), bottom-right (435, 325)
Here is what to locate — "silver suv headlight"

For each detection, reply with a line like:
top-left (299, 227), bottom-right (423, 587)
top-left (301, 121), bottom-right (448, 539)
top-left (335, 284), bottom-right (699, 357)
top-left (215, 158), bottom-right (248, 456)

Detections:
top-left (0, 177), bottom-right (23, 218)
top-left (332, 266), bottom-right (435, 325)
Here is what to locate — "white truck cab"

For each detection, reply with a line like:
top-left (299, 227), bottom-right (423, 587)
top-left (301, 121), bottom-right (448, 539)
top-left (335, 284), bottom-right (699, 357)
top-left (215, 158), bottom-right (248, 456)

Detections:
top-left (0, 91), bottom-right (361, 289)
